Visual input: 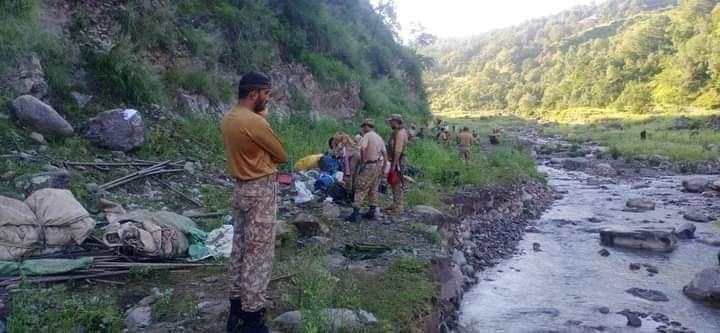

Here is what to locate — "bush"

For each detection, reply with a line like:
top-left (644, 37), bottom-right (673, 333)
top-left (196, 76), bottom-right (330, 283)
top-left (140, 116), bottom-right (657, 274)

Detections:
top-left (165, 65), bottom-right (233, 103)
top-left (82, 41), bottom-right (163, 107)
top-left (301, 52), bottom-right (358, 86)
top-left (614, 82), bottom-right (654, 113)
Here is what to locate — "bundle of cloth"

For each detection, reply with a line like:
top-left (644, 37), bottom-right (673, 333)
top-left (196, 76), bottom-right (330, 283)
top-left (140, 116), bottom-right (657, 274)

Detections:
top-left (0, 189), bottom-right (96, 260)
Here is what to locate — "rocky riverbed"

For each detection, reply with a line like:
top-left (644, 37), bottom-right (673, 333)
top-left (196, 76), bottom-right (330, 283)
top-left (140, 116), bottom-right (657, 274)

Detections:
top-left (456, 128), bottom-right (720, 332)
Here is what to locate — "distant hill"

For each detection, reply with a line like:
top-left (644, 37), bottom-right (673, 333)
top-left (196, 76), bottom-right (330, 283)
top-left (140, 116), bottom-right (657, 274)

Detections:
top-left (423, 0), bottom-right (720, 114)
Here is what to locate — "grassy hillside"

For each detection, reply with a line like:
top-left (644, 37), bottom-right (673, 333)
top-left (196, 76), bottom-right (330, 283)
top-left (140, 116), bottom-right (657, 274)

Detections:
top-left (424, 0), bottom-right (720, 114)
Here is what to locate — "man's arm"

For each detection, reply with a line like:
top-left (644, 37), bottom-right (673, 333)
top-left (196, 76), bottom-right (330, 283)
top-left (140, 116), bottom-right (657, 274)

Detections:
top-left (393, 130), bottom-right (407, 163)
top-left (252, 120), bottom-right (288, 164)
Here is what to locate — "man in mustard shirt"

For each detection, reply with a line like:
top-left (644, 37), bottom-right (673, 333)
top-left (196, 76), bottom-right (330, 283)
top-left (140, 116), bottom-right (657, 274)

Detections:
top-left (221, 72), bottom-right (288, 333)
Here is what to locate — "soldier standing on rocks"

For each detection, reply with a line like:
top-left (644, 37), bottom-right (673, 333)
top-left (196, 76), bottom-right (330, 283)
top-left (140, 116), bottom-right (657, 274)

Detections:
top-left (346, 118), bottom-right (387, 222)
top-left (221, 72), bottom-right (288, 333)
top-left (386, 114), bottom-right (409, 214)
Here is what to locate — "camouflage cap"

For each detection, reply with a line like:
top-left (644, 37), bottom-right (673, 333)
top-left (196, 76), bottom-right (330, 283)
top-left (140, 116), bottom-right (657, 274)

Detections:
top-left (360, 118), bottom-right (375, 128)
top-left (386, 114), bottom-right (403, 123)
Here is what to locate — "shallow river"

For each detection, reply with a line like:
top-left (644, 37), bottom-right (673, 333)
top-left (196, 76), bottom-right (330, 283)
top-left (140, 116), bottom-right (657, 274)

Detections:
top-left (460, 166), bottom-right (720, 332)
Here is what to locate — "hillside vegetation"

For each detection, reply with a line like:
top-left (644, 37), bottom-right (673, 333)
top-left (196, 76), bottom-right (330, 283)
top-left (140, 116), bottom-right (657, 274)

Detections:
top-left (425, 0), bottom-right (720, 114)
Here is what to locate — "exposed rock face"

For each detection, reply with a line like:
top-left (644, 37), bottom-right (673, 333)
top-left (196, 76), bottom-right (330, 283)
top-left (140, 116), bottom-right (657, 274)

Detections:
top-left (84, 109), bottom-right (145, 152)
top-left (599, 228), bottom-right (678, 252)
top-left (270, 63), bottom-right (364, 119)
top-left (12, 95), bottom-right (74, 137)
top-left (177, 90), bottom-right (230, 115)
top-left (7, 53), bottom-right (48, 99)
top-left (683, 267), bottom-right (720, 304)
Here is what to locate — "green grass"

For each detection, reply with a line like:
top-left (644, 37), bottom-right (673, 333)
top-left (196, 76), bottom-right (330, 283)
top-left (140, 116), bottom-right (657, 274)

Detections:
top-left (540, 107), bottom-right (720, 161)
top-left (152, 289), bottom-right (200, 323)
top-left (7, 284), bottom-right (124, 333)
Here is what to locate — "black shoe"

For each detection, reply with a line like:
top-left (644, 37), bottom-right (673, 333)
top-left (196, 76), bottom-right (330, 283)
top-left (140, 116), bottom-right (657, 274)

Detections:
top-left (362, 206), bottom-right (377, 220)
top-left (226, 299), bottom-right (242, 333)
top-left (345, 208), bottom-right (360, 223)
top-left (239, 309), bottom-right (269, 333)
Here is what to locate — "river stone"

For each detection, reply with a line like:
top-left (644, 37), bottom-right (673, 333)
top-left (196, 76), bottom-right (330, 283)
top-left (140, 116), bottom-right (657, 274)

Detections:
top-left (125, 305), bottom-right (152, 330)
top-left (710, 179), bottom-right (720, 192)
top-left (618, 310), bottom-right (642, 327)
top-left (291, 213), bottom-right (329, 237)
top-left (675, 223), bottom-right (696, 239)
top-left (599, 228), bottom-right (677, 252)
top-left (12, 95), bottom-right (74, 137)
top-left (29, 132), bottom-right (46, 145)
top-left (682, 178), bottom-right (710, 193)
top-left (625, 198), bottom-right (655, 211)
top-left (321, 201), bottom-right (342, 218)
top-left (85, 109), bottom-right (145, 152)
top-left (684, 267), bottom-right (720, 304)
top-left (561, 157), bottom-right (590, 171)
top-left (594, 163), bottom-right (616, 176)
top-left (274, 308), bottom-right (377, 332)
top-left (625, 288), bottom-right (669, 302)
top-left (683, 212), bottom-right (713, 223)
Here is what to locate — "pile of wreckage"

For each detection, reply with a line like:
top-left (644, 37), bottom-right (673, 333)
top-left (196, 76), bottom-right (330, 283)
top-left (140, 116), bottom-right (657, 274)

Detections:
top-left (0, 187), bottom-right (232, 287)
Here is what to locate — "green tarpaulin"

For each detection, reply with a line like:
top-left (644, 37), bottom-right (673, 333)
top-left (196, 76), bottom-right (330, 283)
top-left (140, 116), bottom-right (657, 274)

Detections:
top-left (0, 257), bottom-right (94, 276)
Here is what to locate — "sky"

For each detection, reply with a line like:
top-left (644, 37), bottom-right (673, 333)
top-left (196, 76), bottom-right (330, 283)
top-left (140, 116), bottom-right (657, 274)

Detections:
top-left (379, 0), bottom-right (600, 39)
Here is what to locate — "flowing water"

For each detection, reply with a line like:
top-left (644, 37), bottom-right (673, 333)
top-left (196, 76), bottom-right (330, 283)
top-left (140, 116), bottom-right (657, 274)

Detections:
top-left (460, 166), bottom-right (720, 332)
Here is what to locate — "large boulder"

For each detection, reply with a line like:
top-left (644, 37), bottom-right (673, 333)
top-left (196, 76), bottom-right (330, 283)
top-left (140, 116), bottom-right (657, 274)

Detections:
top-left (684, 267), bottom-right (720, 304)
top-left (7, 53), bottom-right (48, 99)
top-left (599, 228), bottom-right (678, 252)
top-left (85, 109), bottom-right (145, 152)
top-left (683, 212), bottom-right (714, 223)
top-left (12, 95), bottom-right (73, 137)
top-left (675, 223), bottom-right (696, 239)
top-left (626, 198), bottom-right (655, 211)
top-left (291, 213), bottom-right (329, 237)
top-left (682, 178), bottom-right (710, 193)
top-left (274, 308), bottom-right (377, 332)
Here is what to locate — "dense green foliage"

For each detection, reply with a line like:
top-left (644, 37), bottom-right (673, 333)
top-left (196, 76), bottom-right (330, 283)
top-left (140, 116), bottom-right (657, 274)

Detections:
top-left (425, 0), bottom-right (720, 114)
top-left (0, 0), bottom-right (428, 125)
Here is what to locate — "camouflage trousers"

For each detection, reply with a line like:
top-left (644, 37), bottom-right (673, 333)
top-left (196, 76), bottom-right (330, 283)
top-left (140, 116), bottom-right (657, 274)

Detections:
top-left (229, 175), bottom-right (277, 312)
top-left (389, 156), bottom-right (407, 210)
top-left (459, 145), bottom-right (470, 161)
top-left (352, 162), bottom-right (383, 208)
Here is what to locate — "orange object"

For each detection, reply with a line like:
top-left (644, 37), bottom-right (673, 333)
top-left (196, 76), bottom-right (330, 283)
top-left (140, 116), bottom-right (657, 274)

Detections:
top-left (387, 169), bottom-right (401, 186)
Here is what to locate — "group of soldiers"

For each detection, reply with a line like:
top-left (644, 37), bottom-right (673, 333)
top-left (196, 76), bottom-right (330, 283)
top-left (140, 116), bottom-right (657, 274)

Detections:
top-left (219, 72), bottom-right (412, 332)
top-left (328, 115), bottom-right (410, 222)
top-left (436, 125), bottom-right (482, 161)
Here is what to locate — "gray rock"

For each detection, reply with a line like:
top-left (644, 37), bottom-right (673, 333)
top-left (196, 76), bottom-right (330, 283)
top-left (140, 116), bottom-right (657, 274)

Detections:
top-left (594, 163), bottom-right (616, 176)
top-left (648, 154), bottom-right (668, 167)
top-left (29, 132), bottom-right (45, 145)
top-left (8, 53), bottom-right (47, 99)
top-left (274, 308), bottom-right (377, 332)
top-left (629, 263), bottom-right (641, 270)
top-left (307, 236), bottom-right (332, 246)
top-left (125, 305), bottom-right (152, 330)
top-left (682, 178), bottom-right (710, 193)
top-left (561, 157), bottom-right (590, 171)
top-left (599, 228), bottom-right (677, 252)
top-left (598, 306), bottom-right (610, 314)
top-left (683, 212), bottom-right (714, 223)
top-left (413, 205), bottom-right (443, 216)
top-left (622, 312), bottom-right (642, 327)
top-left (453, 250), bottom-right (467, 266)
top-left (697, 237), bottom-right (720, 247)
top-left (625, 288), bottom-right (669, 302)
top-left (85, 109), bottom-right (145, 152)
top-left (710, 179), bottom-right (720, 192)
top-left (625, 198), bottom-right (655, 211)
top-left (675, 223), bottom-right (696, 239)
top-left (598, 249), bottom-right (610, 257)
top-left (183, 161), bottom-right (196, 174)
top-left (321, 202), bottom-right (342, 219)
top-left (291, 213), bottom-right (329, 237)
top-left (16, 169), bottom-right (71, 193)
top-left (683, 267), bottom-right (720, 304)
top-left (12, 95), bottom-right (73, 137)
top-left (533, 242), bottom-right (542, 252)
top-left (275, 220), bottom-right (295, 242)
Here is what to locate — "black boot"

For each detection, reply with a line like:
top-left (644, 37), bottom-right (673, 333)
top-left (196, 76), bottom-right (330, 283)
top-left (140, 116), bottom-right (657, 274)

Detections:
top-left (239, 309), bottom-right (269, 333)
top-left (345, 208), bottom-right (360, 223)
top-left (362, 206), bottom-right (377, 220)
top-left (226, 299), bottom-right (242, 333)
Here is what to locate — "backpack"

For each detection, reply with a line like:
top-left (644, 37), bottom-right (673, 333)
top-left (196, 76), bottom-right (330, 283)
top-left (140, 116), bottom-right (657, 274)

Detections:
top-left (318, 153), bottom-right (340, 174)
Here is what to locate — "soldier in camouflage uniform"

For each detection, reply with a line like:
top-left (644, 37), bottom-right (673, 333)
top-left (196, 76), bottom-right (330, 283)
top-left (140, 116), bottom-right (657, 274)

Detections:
top-left (386, 114), bottom-right (409, 214)
top-left (346, 118), bottom-right (387, 222)
top-left (221, 72), bottom-right (288, 333)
